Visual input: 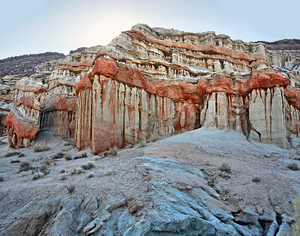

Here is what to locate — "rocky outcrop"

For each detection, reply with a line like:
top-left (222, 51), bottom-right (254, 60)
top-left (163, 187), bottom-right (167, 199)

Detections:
top-left (1, 24), bottom-right (300, 151)
top-left (75, 24), bottom-right (300, 153)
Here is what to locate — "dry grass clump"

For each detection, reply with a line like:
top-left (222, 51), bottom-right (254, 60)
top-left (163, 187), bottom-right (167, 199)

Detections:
top-left (76, 168), bottom-right (85, 174)
top-left (68, 169), bottom-right (77, 175)
top-left (11, 159), bottom-right (20, 164)
top-left (150, 133), bottom-right (160, 142)
top-left (292, 196), bottom-right (300, 236)
top-left (219, 162), bottom-right (231, 173)
top-left (252, 175), bottom-right (261, 183)
top-left (33, 144), bottom-right (50, 153)
top-left (204, 160), bottom-right (210, 166)
top-left (65, 184), bottom-right (75, 194)
top-left (98, 147), bottom-right (118, 158)
top-left (31, 172), bottom-right (44, 181)
top-left (287, 162), bottom-right (299, 171)
top-left (19, 161), bottom-right (31, 172)
top-left (139, 138), bottom-right (147, 148)
top-left (5, 151), bottom-right (21, 157)
top-left (0, 175), bottom-right (4, 182)
top-left (41, 158), bottom-right (52, 166)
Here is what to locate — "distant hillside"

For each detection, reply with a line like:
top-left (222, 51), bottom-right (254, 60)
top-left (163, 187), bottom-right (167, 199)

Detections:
top-left (0, 52), bottom-right (65, 78)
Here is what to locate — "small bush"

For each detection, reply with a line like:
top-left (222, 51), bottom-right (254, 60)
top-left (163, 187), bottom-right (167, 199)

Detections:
top-left (51, 153), bottom-right (65, 160)
top-left (109, 147), bottom-right (118, 156)
top-left (33, 145), bottom-right (50, 153)
top-left (64, 154), bottom-right (72, 161)
top-left (31, 172), bottom-right (44, 181)
top-left (292, 196), bottom-right (300, 236)
top-left (204, 160), bottom-right (210, 166)
top-left (60, 169), bottom-right (66, 174)
top-left (68, 169), bottom-right (77, 175)
top-left (5, 151), bottom-right (21, 157)
top-left (39, 165), bottom-right (50, 175)
top-left (65, 184), bottom-right (75, 194)
top-left (219, 163), bottom-right (231, 173)
top-left (17, 153), bottom-right (25, 158)
top-left (87, 172), bottom-right (94, 178)
top-left (76, 168), bottom-right (84, 174)
top-left (82, 162), bottom-right (95, 170)
top-left (11, 159), bottom-right (20, 164)
top-left (41, 158), bottom-right (52, 166)
top-left (150, 133), bottom-right (160, 142)
top-left (139, 138), bottom-right (147, 148)
top-left (0, 175), bottom-right (4, 182)
top-left (74, 152), bottom-right (87, 160)
top-left (19, 161), bottom-right (31, 172)
top-left (59, 173), bottom-right (67, 181)
top-left (252, 175), bottom-right (261, 183)
top-left (287, 162), bottom-right (299, 171)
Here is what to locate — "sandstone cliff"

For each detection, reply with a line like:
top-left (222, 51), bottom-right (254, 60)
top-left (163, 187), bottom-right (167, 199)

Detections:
top-left (1, 24), bottom-right (300, 153)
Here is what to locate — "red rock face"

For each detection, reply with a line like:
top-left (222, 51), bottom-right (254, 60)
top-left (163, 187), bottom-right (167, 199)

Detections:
top-left (248, 72), bottom-right (289, 91)
top-left (6, 112), bottom-right (38, 148)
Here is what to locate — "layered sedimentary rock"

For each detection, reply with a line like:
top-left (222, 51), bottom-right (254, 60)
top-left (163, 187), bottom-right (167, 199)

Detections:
top-left (1, 24), bottom-right (300, 151)
top-left (74, 24), bottom-right (300, 153)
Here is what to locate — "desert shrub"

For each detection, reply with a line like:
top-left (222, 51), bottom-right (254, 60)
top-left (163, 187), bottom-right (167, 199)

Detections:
top-left (31, 172), bottom-right (44, 180)
top-left (33, 144), bottom-right (50, 153)
top-left (39, 165), bottom-right (50, 175)
top-left (60, 169), bottom-right (66, 174)
top-left (65, 184), bottom-right (75, 194)
top-left (41, 158), bottom-right (52, 166)
top-left (74, 152), bottom-right (87, 160)
top-left (139, 138), bottom-right (147, 148)
top-left (64, 154), bottom-right (72, 161)
top-left (59, 173), bottom-right (67, 181)
top-left (68, 169), bottom-right (77, 175)
top-left (82, 161), bottom-right (95, 170)
top-left (5, 151), bottom-right (21, 157)
top-left (219, 163), bottom-right (231, 173)
top-left (51, 152), bottom-right (65, 160)
top-left (252, 175), bottom-right (261, 183)
top-left (109, 147), bottom-right (118, 156)
top-left (287, 162), bottom-right (299, 171)
top-left (204, 160), bottom-right (210, 166)
top-left (87, 172), bottom-right (94, 178)
top-left (11, 159), bottom-right (20, 164)
top-left (63, 142), bottom-right (71, 146)
top-left (0, 175), bottom-right (4, 181)
top-left (76, 168), bottom-right (84, 174)
top-left (292, 196), bottom-right (300, 236)
top-left (17, 153), bottom-right (25, 158)
top-left (19, 161), bottom-right (31, 172)
top-left (150, 133), bottom-right (160, 142)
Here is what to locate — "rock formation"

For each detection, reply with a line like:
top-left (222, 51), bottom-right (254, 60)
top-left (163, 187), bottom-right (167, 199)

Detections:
top-left (1, 24), bottom-right (300, 152)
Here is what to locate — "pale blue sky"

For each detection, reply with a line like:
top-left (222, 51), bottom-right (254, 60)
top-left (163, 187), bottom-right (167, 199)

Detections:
top-left (0, 0), bottom-right (299, 59)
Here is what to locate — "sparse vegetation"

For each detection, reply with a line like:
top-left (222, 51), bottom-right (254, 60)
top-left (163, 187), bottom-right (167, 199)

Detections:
top-left (5, 151), bottom-right (21, 157)
top-left (139, 138), bottom-right (147, 148)
top-left (150, 133), bottom-right (160, 142)
top-left (31, 172), bottom-right (44, 180)
top-left (87, 172), bottom-right (94, 178)
top-left (65, 184), bottom-right (75, 194)
top-left (76, 168), bottom-right (84, 174)
top-left (64, 154), bottom-right (72, 161)
top-left (17, 153), bottom-right (25, 158)
top-left (287, 162), bottom-right (299, 171)
top-left (252, 175), bottom-right (261, 183)
top-left (59, 173), bottom-right (67, 181)
top-left (292, 196), bottom-right (300, 236)
top-left (39, 165), bottom-right (50, 175)
top-left (74, 152), bottom-right (87, 160)
top-left (68, 169), bottom-right (77, 175)
top-left (11, 159), bottom-right (20, 164)
top-left (0, 175), bottom-right (4, 182)
top-left (33, 144), bottom-right (50, 153)
top-left (82, 161), bottom-right (95, 170)
top-left (60, 169), bottom-right (66, 174)
top-left (41, 158), bottom-right (52, 166)
top-left (19, 161), bottom-right (31, 172)
top-left (204, 160), bottom-right (210, 166)
top-left (109, 147), bottom-right (118, 156)
top-left (51, 152), bottom-right (65, 160)
top-left (219, 162), bottom-right (231, 173)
